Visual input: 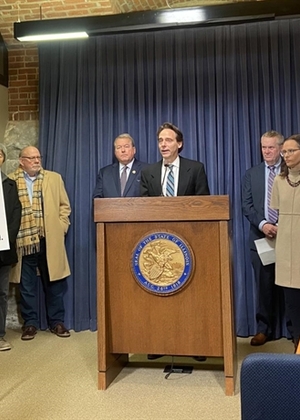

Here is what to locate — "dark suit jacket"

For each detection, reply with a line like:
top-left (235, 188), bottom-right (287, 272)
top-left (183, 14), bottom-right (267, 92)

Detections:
top-left (140, 156), bottom-right (210, 196)
top-left (0, 175), bottom-right (22, 266)
top-left (93, 159), bottom-right (147, 198)
top-left (241, 162), bottom-right (266, 250)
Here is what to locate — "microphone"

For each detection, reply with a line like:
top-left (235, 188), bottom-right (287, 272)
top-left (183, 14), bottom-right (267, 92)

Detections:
top-left (161, 163), bottom-right (169, 196)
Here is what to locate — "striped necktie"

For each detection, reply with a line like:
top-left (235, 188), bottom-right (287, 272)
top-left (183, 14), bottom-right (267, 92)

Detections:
top-left (267, 166), bottom-right (278, 223)
top-left (166, 165), bottom-right (175, 197)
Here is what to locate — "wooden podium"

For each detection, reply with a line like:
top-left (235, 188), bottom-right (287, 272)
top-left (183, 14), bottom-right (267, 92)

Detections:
top-left (94, 195), bottom-right (236, 395)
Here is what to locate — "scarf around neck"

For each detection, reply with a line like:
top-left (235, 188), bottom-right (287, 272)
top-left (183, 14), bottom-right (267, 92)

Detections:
top-left (12, 167), bottom-right (45, 255)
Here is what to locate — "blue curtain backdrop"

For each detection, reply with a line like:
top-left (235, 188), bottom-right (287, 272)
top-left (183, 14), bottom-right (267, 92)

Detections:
top-left (38, 18), bottom-right (300, 336)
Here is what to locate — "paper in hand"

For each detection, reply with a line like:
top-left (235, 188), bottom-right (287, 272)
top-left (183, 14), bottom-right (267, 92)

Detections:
top-left (254, 237), bottom-right (276, 266)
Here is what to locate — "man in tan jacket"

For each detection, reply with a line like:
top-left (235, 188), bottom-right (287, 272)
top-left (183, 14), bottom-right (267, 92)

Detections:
top-left (10, 146), bottom-right (71, 340)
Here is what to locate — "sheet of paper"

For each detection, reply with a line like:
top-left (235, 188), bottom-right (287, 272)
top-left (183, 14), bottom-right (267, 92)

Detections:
top-left (254, 237), bottom-right (276, 266)
top-left (0, 176), bottom-right (10, 251)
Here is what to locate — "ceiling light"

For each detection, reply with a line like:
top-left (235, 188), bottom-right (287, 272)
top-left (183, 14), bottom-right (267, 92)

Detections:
top-left (17, 32), bottom-right (89, 42)
top-left (14, 1), bottom-right (300, 43)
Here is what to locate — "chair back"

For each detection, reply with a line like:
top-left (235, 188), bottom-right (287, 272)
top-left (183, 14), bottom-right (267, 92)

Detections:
top-left (240, 352), bottom-right (300, 420)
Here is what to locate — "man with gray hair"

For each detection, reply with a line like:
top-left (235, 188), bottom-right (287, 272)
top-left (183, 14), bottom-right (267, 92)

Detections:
top-left (9, 146), bottom-right (71, 341)
top-left (242, 130), bottom-right (284, 346)
top-left (93, 133), bottom-right (146, 198)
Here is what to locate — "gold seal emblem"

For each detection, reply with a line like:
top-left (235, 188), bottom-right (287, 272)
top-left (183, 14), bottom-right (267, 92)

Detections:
top-left (131, 232), bottom-right (194, 296)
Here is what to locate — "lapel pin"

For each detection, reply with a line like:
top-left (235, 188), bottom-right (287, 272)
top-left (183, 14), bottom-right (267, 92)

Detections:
top-left (132, 170), bottom-right (136, 174)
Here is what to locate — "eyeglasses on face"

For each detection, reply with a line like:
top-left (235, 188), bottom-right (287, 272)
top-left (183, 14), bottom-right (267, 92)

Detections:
top-left (280, 149), bottom-right (300, 157)
top-left (21, 156), bottom-right (43, 161)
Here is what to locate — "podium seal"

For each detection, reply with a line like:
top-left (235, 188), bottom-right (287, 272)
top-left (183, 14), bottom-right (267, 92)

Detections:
top-left (131, 231), bottom-right (194, 296)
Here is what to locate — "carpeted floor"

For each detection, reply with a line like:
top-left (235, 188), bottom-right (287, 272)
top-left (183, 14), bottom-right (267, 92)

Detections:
top-left (0, 328), bottom-right (293, 420)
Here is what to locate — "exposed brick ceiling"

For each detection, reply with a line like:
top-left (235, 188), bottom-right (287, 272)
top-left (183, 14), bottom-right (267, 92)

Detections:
top-left (0, 0), bottom-right (255, 47)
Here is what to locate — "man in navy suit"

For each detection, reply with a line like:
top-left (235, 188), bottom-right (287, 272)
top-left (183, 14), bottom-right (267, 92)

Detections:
top-left (141, 122), bottom-right (210, 362)
top-left (140, 122), bottom-right (210, 197)
top-left (93, 133), bottom-right (146, 198)
top-left (242, 130), bottom-right (284, 346)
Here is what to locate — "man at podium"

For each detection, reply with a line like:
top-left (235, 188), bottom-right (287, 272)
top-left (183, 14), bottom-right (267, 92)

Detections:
top-left (140, 122), bottom-right (210, 197)
top-left (140, 122), bottom-right (210, 361)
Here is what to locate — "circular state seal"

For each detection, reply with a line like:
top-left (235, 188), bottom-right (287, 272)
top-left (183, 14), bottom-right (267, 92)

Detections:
top-left (131, 232), bottom-right (194, 296)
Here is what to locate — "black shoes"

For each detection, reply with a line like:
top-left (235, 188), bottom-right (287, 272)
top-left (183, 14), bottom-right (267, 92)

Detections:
top-left (192, 356), bottom-right (207, 362)
top-left (147, 354), bottom-right (163, 360)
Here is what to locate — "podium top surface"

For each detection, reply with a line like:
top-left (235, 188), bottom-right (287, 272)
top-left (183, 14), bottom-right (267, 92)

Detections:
top-left (94, 195), bottom-right (230, 223)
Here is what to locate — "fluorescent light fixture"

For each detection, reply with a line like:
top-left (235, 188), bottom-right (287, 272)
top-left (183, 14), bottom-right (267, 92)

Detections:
top-left (14, 19), bottom-right (90, 43)
top-left (13, 1), bottom-right (300, 42)
top-left (158, 9), bottom-right (206, 24)
top-left (17, 32), bottom-right (89, 42)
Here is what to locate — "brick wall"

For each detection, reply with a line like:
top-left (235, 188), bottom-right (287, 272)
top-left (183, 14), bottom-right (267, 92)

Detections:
top-left (8, 47), bottom-right (39, 121)
top-left (0, 0), bottom-right (245, 121)
top-left (1, 0), bottom-right (158, 121)
top-left (1, 0), bottom-right (124, 121)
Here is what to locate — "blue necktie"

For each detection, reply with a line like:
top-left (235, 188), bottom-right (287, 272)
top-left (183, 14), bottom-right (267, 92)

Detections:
top-left (267, 166), bottom-right (278, 223)
top-left (166, 165), bottom-right (175, 197)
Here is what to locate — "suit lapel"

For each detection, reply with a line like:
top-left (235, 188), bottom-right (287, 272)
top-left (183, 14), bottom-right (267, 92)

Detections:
top-left (257, 163), bottom-right (266, 212)
top-left (123, 160), bottom-right (139, 196)
top-left (177, 157), bottom-right (190, 196)
top-left (153, 161), bottom-right (163, 195)
top-left (42, 170), bottom-right (48, 193)
top-left (112, 163), bottom-right (121, 195)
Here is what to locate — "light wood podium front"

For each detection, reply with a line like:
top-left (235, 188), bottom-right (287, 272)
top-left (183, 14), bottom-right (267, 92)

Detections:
top-left (94, 195), bottom-right (236, 395)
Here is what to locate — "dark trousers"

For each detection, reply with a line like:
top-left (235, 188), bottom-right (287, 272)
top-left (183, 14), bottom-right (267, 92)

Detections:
top-left (0, 265), bottom-right (10, 337)
top-left (251, 249), bottom-right (281, 337)
top-left (283, 287), bottom-right (300, 345)
top-left (20, 238), bottom-right (66, 329)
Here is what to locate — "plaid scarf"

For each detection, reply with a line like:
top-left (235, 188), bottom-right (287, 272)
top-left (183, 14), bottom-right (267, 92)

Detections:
top-left (11, 167), bottom-right (45, 256)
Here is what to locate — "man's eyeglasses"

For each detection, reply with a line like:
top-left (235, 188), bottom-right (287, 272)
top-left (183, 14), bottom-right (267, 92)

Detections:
top-left (280, 149), bottom-right (300, 157)
top-left (21, 156), bottom-right (43, 161)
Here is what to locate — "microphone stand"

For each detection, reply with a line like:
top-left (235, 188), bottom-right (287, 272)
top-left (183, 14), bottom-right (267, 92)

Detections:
top-left (164, 356), bottom-right (175, 379)
top-left (164, 356), bottom-right (193, 378)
